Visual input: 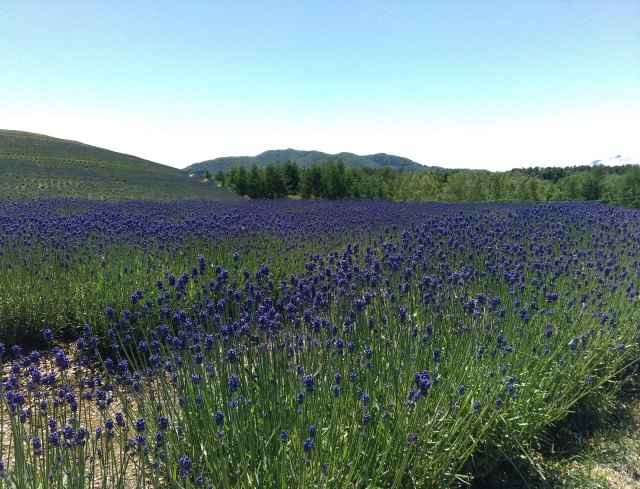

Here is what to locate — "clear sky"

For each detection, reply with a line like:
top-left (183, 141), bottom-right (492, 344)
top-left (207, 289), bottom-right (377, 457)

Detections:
top-left (1, 1), bottom-right (638, 170)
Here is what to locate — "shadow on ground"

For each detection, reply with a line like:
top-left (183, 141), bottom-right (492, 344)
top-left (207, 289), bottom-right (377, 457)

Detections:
top-left (468, 365), bottom-right (640, 488)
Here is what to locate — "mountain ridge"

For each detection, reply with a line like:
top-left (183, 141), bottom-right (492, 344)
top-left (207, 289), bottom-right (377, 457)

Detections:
top-left (184, 149), bottom-right (442, 175)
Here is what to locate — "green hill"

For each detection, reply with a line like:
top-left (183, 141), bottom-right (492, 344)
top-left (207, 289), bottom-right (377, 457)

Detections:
top-left (185, 149), bottom-right (439, 175)
top-left (0, 130), bottom-right (241, 201)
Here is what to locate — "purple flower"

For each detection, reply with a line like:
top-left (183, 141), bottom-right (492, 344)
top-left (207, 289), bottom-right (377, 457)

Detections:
top-left (53, 348), bottom-right (69, 370)
top-left (433, 348), bottom-right (441, 362)
top-left (215, 411), bottom-right (224, 425)
top-left (226, 349), bottom-right (238, 364)
top-left (48, 432), bottom-right (60, 446)
top-left (303, 438), bottom-right (315, 452)
top-left (301, 374), bottom-right (314, 393)
top-left (43, 329), bottom-right (53, 343)
top-left (228, 374), bottom-right (239, 394)
top-left (115, 412), bottom-right (125, 427)
top-left (32, 437), bottom-right (43, 455)
top-left (178, 456), bottom-right (192, 478)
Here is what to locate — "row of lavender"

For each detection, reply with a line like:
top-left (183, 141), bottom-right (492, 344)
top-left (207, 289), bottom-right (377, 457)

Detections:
top-left (0, 198), bottom-right (458, 342)
top-left (1, 199), bottom-right (639, 488)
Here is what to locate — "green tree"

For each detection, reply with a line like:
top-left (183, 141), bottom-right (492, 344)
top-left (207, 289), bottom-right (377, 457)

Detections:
top-left (323, 159), bottom-right (348, 199)
top-left (301, 164), bottom-right (324, 200)
top-left (247, 165), bottom-right (264, 198)
top-left (623, 165), bottom-right (640, 199)
top-left (346, 170), bottom-right (362, 198)
top-left (560, 174), bottom-right (581, 200)
top-left (442, 172), bottom-right (470, 201)
top-left (581, 167), bottom-right (605, 201)
top-left (282, 160), bottom-right (300, 195)
top-left (264, 163), bottom-right (287, 198)
top-left (234, 167), bottom-right (249, 196)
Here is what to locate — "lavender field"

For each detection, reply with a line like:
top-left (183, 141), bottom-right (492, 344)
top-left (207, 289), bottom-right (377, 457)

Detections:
top-left (0, 199), bottom-right (638, 488)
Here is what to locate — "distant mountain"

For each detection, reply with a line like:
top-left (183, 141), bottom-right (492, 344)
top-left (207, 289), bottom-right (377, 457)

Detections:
top-left (589, 155), bottom-right (639, 167)
top-left (606, 154), bottom-right (640, 166)
top-left (184, 149), bottom-right (440, 175)
top-left (0, 130), bottom-right (241, 201)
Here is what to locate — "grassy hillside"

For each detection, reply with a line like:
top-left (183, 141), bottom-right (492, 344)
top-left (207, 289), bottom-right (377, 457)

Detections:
top-left (0, 130), bottom-right (241, 201)
top-left (185, 148), bottom-right (440, 174)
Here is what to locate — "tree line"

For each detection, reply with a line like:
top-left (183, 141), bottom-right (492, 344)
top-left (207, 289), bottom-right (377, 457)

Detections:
top-left (211, 160), bottom-right (640, 206)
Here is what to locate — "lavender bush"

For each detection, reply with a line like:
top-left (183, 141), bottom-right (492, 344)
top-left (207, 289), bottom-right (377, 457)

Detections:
top-left (0, 199), bottom-right (638, 487)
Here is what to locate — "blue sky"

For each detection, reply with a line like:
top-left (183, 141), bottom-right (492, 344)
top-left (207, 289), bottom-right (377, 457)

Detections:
top-left (1, 1), bottom-right (638, 170)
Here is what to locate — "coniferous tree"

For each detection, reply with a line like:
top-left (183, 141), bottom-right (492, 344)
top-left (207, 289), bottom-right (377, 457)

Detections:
top-left (282, 160), bottom-right (300, 195)
top-left (247, 165), bottom-right (264, 198)
top-left (234, 167), bottom-right (249, 196)
top-left (301, 164), bottom-right (324, 200)
top-left (324, 159), bottom-right (348, 199)
top-left (265, 163), bottom-right (287, 198)
top-left (220, 160), bottom-right (640, 207)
